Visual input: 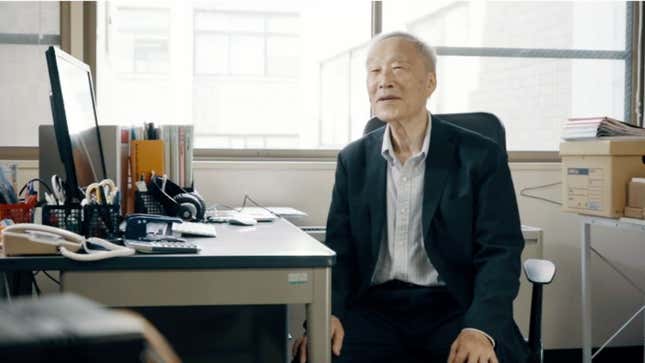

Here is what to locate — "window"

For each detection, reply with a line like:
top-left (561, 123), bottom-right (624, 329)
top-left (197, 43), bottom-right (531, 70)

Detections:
top-left (319, 45), bottom-right (370, 147)
top-left (113, 7), bottom-right (170, 74)
top-left (382, 1), bottom-right (631, 151)
top-left (194, 10), bottom-right (299, 77)
top-left (95, 1), bottom-right (634, 152)
top-left (193, 9), bottom-right (302, 148)
top-left (96, 1), bottom-right (371, 149)
top-left (0, 1), bottom-right (60, 147)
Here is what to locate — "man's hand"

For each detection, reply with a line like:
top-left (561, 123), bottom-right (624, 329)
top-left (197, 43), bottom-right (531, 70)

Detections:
top-left (447, 330), bottom-right (498, 363)
top-left (291, 315), bottom-right (344, 363)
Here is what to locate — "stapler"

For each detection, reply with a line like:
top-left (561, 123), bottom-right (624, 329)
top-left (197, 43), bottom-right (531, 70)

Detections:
top-left (124, 214), bottom-right (186, 242)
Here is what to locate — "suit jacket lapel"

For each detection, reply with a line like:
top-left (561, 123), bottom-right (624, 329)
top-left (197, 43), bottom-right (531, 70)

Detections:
top-left (365, 129), bottom-right (387, 263)
top-left (423, 117), bottom-right (456, 244)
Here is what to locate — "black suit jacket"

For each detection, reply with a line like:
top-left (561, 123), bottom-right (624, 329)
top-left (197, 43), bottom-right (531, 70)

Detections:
top-left (325, 115), bottom-right (528, 360)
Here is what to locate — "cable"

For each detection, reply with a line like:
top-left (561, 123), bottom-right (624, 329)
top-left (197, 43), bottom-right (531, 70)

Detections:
top-left (207, 202), bottom-right (238, 212)
top-left (3, 272), bottom-right (12, 303)
top-left (31, 274), bottom-right (41, 296)
top-left (18, 178), bottom-right (53, 198)
top-left (240, 195), bottom-right (250, 210)
top-left (207, 196), bottom-right (278, 222)
top-left (241, 194), bottom-right (279, 218)
top-left (210, 196), bottom-right (273, 214)
top-left (58, 238), bottom-right (134, 262)
top-left (42, 271), bottom-right (61, 286)
top-left (519, 182), bottom-right (563, 206)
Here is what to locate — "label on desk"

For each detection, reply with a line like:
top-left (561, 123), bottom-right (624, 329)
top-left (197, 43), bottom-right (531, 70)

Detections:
top-left (288, 272), bottom-right (308, 285)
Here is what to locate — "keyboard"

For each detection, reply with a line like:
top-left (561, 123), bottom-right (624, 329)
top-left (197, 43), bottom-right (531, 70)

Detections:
top-left (125, 240), bottom-right (200, 254)
top-left (172, 222), bottom-right (217, 237)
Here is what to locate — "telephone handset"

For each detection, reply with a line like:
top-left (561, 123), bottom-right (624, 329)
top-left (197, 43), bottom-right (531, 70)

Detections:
top-left (2, 223), bottom-right (134, 261)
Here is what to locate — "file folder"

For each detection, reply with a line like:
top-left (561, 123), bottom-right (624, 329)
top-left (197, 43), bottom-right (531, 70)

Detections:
top-left (130, 140), bottom-right (164, 183)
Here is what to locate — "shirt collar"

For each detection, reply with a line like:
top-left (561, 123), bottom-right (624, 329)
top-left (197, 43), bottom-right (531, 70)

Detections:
top-left (381, 112), bottom-right (432, 164)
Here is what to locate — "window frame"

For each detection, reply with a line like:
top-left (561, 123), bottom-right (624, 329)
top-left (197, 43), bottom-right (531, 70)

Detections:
top-left (375, 1), bottom-right (637, 160)
top-left (74, 1), bottom-right (641, 163)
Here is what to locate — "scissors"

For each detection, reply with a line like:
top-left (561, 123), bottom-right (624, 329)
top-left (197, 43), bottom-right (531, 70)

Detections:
top-left (51, 175), bottom-right (66, 205)
top-left (82, 179), bottom-right (118, 206)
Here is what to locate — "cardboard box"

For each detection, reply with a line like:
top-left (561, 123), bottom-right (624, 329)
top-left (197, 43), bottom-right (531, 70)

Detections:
top-left (624, 206), bottom-right (644, 219)
top-left (628, 179), bottom-right (645, 208)
top-left (560, 138), bottom-right (645, 217)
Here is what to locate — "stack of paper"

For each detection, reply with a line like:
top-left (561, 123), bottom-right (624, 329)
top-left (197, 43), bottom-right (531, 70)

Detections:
top-left (562, 117), bottom-right (645, 140)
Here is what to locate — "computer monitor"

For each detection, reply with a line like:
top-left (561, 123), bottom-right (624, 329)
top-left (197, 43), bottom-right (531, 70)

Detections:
top-left (46, 46), bottom-right (107, 202)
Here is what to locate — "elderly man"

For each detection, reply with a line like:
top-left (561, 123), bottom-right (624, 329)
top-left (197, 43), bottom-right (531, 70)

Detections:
top-left (294, 32), bottom-right (528, 363)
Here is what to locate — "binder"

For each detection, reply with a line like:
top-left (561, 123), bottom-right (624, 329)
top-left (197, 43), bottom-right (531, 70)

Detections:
top-left (178, 126), bottom-right (185, 187)
top-left (120, 128), bottom-right (130, 214)
top-left (130, 140), bottom-right (165, 184)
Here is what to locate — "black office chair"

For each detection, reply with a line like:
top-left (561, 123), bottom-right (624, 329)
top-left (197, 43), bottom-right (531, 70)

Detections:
top-left (364, 112), bottom-right (557, 363)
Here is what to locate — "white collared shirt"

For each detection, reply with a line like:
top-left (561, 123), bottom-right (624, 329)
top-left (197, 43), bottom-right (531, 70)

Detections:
top-left (371, 113), bottom-right (440, 286)
top-left (370, 112), bottom-right (495, 346)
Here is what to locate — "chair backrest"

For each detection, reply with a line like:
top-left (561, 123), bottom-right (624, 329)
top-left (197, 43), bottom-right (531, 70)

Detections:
top-left (363, 112), bottom-right (507, 152)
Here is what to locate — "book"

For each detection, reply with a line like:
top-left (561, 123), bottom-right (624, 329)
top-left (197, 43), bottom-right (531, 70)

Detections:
top-left (562, 117), bottom-right (645, 140)
top-left (161, 125), bottom-right (171, 182)
top-left (140, 124), bottom-right (194, 188)
top-left (184, 126), bottom-right (194, 188)
top-left (171, 126), bottom-right (179, 183)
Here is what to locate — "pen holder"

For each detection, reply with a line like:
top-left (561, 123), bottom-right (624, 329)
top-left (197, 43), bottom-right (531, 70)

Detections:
top-left (0, 201), bottom-right (36, 223)
top-left (83, 203), bottom-right (122, 239)
top-left (41, 203), bottom-right (83, 234)
top-left (134, 191), bottom-right (166, 215)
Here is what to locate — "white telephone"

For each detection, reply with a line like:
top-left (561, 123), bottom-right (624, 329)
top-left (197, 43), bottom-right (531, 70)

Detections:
top-left (1, 224), bottom-right (134, 261)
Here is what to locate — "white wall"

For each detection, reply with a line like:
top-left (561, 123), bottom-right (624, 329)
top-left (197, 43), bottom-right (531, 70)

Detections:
top-left (4, 159), bottom-right (645, 349)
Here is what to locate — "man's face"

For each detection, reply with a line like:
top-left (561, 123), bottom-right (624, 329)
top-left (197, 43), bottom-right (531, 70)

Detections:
top-left (366, 37), bottom-right (436, 123)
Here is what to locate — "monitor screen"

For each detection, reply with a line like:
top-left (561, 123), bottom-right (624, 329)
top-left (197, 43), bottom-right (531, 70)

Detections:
top-left (46, 46), bottom-right (106, 200)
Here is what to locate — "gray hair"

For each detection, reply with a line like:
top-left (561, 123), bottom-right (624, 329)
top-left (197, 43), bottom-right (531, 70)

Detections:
top-left (368, 31), bottom-right (437, 73)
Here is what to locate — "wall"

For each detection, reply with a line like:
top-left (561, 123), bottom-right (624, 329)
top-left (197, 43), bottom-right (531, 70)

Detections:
top-left (4, 159), bottom-right (645, 350)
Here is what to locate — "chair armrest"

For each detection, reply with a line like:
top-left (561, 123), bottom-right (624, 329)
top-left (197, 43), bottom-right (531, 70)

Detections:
top-left (523, 259), bottom-right (556, 285)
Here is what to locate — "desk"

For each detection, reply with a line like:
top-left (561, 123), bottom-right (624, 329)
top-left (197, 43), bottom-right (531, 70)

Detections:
top-left (580, 216), bottom-right (645, 363)
top-left (0, 218), bottom-right (336, 363)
